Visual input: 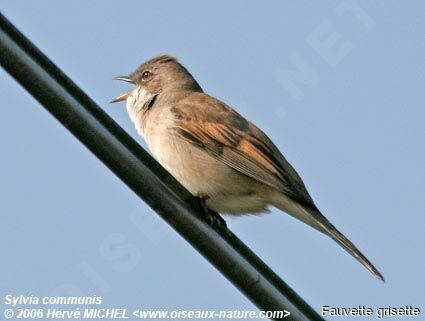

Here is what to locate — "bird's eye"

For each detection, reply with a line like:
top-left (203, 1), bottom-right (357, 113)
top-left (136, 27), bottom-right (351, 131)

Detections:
top-left (142, 71), bottom-right (152, 81)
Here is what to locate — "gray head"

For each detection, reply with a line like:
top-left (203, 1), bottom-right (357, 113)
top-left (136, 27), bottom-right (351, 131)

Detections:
top-left (111, 55), bottom-right (202, 104)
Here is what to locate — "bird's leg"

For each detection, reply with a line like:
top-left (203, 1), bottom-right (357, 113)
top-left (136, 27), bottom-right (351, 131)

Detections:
top-left (196, 195), bottom-right (227, 231)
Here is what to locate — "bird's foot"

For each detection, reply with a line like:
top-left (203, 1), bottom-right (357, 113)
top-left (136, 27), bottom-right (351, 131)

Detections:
top-left (197, 195), bottom-right (227, 231)
top-left (205, 209), bottom-right (227, 231)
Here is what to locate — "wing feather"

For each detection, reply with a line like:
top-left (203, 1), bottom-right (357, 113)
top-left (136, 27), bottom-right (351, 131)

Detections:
top-left (175, 123), bottom-right (286, 191)
top-left (170, 93), bottom-right (316, 210)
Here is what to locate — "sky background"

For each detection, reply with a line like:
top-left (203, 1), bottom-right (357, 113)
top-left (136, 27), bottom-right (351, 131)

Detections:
top-left (1, 1), bottom-right (424, 320)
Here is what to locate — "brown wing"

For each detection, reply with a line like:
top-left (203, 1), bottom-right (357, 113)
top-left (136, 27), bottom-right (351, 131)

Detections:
top-left (171, 93), bottom-right (317, 210)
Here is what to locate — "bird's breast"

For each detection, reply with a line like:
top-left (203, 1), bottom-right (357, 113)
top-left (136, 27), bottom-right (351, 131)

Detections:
top-left (128, 104), bottom-right (272, 214)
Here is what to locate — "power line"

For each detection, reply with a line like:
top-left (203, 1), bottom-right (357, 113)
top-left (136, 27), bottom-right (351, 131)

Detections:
top-left (0, 12), bottom-right (324, 321)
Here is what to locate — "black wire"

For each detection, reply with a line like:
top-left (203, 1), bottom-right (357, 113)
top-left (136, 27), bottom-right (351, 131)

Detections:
top-left (0, 12), bottom-right (324, 321)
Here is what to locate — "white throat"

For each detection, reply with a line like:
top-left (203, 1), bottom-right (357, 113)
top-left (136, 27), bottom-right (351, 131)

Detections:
top-left (125, 86), bottom-right (152, 124)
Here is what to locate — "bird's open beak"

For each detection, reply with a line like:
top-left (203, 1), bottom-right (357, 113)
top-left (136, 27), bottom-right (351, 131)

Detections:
top-left (110, 76), bottom-right (136, 104)
top-left (113, 76), bottom-right (135, 84)
top-left (110, 92), bottom-right (130, 103)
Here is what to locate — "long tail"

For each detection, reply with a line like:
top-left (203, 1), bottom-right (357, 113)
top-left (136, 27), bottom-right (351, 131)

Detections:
top-left (274, 198), bottom-right (384, 281)
top-left (316, 213), bottom-right (385, 282)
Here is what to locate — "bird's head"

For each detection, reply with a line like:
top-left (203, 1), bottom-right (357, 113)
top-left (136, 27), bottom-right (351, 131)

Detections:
top-left (111, 55), bottom-right (202, 113)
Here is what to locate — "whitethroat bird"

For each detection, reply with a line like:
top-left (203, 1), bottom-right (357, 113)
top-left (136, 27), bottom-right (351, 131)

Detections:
top-left (112, 54), bottom-right (384, 282)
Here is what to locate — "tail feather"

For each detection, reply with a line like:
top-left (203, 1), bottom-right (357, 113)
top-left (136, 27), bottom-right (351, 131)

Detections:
top-left (317, 217), bottom-right (385, 282)
top-left (273, 196), bottom-right (384, 281)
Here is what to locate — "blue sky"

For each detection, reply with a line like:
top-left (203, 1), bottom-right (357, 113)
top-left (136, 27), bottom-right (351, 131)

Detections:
top-left (1, 1), bottom-right (424, 319)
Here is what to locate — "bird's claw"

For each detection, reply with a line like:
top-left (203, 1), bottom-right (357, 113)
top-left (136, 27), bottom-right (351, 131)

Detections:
top-left (205, 210), bottom-right (227, 231)
top-left (197, 196), bottom-right (227, 231)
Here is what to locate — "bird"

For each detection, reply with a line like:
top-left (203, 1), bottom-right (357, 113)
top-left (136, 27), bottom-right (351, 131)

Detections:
top-left (111, 54), bottom-right (384, 282)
